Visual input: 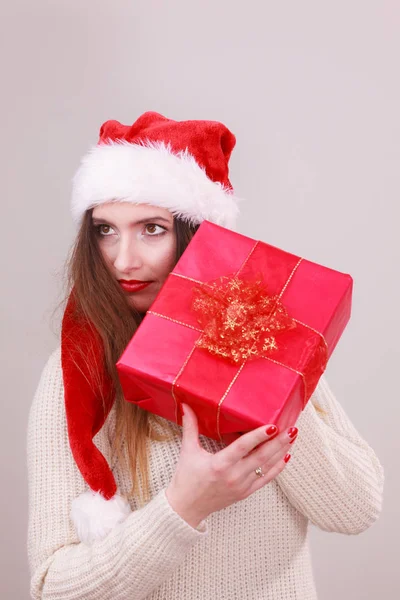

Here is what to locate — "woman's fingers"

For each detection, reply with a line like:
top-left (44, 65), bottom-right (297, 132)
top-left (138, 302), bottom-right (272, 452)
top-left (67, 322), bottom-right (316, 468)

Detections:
top-left (242, 429), bottom-right (297, 474)
top-left (180, 403), bottom-right (201, 451)
top-left (216, 424), bottom-right (279, 468)
top-left (246, 454), bottom-right (290, 496)
top-left (220, 432), bottom-right (243, 445)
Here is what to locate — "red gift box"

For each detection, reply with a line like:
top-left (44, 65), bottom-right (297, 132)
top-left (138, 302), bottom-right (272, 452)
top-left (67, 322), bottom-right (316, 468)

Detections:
top-left (116, 221), bottom-right (353, 441)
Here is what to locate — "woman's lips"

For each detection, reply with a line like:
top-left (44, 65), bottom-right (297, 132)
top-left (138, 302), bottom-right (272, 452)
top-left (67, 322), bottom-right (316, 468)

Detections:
top-left (118, 280), bottom-right (152, 293)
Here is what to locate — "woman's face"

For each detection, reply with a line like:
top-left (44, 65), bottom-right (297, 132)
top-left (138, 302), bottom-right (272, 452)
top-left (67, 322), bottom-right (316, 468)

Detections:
top-left (92, 202), bottom-right (177, 313)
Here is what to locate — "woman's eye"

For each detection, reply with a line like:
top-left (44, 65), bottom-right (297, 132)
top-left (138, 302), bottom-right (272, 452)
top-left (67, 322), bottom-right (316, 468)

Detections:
top-left (96, 224), bottom-right (115, 236)
top-left (144, 223), bottom-right (167, 236)
top-left (94, 222), bottom-right (166, 238)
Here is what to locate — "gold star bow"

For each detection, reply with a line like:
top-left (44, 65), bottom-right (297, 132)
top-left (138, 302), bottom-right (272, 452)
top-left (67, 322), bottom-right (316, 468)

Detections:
top-left (191, 275), bottom-right (297, 364)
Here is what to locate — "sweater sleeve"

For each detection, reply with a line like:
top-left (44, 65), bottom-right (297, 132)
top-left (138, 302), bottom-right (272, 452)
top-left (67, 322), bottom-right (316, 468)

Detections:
top-left (275, 375), bottom-right (384, 534)
top-left (27, 349), bottom-right (207, 600)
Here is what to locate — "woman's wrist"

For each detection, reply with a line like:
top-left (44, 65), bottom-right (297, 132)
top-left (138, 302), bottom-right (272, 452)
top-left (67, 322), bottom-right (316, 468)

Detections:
top-left (165, 486), bottom-right (207, 529)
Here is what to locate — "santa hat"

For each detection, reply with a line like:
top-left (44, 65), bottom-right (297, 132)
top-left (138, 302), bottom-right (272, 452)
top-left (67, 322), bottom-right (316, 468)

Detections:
top-left (62, 112), bottom-right (240, 543)
top-left (71, 111), bottom-right (240, 228)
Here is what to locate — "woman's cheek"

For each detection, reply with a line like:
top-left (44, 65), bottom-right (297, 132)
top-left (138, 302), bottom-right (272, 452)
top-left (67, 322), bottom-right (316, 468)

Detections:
top-left (153, 237), bottom-right (177, 272)
top-left (98, 239), bottom-right (119, 265)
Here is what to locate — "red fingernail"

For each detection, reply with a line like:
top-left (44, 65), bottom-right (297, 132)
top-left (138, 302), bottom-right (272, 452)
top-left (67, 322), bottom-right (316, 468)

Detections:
top-left (284, 453), bottom-right (291, 463)
top-left (287, 427), bottom-right (298, 439)
top-left (266, 425), bottom-right (277, 436)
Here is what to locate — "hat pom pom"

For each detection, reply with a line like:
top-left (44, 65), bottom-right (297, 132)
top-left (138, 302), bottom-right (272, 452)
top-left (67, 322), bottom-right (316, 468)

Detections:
top-left (71, 490), bottom-right (131, 544)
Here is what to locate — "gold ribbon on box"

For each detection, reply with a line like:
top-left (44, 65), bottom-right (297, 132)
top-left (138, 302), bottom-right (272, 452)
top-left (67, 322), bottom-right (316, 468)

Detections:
top-left (149, 242), bottom-right (328, 440)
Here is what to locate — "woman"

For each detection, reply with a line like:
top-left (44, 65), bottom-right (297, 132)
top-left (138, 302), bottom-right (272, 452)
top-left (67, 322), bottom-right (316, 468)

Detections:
top-left (27, 111), bottom-right (384, 600)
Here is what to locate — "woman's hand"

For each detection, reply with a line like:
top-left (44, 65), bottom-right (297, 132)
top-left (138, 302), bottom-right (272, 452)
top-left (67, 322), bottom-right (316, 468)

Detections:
top-left (165, 403), bottom-right (298, 528)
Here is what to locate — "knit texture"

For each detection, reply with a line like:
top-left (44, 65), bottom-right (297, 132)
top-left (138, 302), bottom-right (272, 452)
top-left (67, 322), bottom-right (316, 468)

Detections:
top-left (27, 348), bottom-right (384, 600)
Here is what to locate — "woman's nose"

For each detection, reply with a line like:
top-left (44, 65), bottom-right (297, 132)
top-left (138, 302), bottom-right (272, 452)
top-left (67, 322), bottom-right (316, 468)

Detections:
top-left (113, 238), bottom-right (143, 273)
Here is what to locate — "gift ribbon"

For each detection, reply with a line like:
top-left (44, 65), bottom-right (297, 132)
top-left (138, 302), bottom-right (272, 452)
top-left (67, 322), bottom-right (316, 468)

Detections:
top-left (148, 241), bottom-right (328, 440)
top-left (190, 274), bottom-right (298, 363)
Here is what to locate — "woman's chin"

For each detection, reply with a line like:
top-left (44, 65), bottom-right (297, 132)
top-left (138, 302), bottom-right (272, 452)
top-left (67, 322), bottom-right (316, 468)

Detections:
top-left (126, 294), bottom-right (156, 314)
top-left (120, 281), bottom-right (163, 314)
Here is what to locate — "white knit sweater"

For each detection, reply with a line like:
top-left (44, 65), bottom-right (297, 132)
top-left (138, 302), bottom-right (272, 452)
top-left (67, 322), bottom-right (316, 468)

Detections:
top-left (27, 347), bottom-right (384, 600)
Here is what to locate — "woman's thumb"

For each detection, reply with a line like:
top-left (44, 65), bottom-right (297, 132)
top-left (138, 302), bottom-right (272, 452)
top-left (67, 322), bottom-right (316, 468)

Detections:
top-left (181, 403), bottom-right (200, 449)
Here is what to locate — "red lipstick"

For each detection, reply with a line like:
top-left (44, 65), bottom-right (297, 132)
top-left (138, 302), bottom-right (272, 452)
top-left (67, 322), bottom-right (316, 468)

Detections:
top-left (118, 279), bottom-right (152, 293)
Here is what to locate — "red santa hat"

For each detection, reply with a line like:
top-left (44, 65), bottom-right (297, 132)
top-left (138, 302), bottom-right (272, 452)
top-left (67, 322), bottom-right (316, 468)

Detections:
top-left (62, 112), bottom-right (240, 543)
top-left (71, 111), bottom-right (240, 228)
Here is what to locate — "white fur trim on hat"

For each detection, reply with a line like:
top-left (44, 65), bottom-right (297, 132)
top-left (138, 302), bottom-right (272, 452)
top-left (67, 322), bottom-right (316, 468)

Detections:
top-left (71, 140), bottom-right (241, 228)
top-left (71, 490), bottom-right (131, 544)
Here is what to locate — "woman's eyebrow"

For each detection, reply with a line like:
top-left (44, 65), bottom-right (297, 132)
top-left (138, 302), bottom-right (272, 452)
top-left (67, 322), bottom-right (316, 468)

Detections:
top-left (92, 216), bottom-right (172, 226)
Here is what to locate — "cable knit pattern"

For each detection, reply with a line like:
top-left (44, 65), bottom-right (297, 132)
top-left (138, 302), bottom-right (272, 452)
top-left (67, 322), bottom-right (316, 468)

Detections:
top-left (27, 347), bottom-right (384, 600)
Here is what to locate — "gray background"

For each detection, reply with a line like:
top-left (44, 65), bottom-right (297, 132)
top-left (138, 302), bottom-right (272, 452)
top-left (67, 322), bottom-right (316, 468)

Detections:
top-left (1, 1), bottom-right (399, 598)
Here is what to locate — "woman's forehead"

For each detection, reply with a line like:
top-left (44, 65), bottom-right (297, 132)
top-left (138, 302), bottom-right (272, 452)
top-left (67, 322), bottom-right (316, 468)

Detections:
top-left (91, 202), bottom-right (173, 224)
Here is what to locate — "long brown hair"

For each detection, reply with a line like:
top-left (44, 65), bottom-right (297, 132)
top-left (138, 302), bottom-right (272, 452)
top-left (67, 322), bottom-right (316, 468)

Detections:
top-left (65, 208), bottom-right (199, 506)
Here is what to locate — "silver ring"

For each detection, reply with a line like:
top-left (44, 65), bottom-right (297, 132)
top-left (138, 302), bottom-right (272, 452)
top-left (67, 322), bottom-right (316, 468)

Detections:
top-left (255, 466), bottom-right (265, 478)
